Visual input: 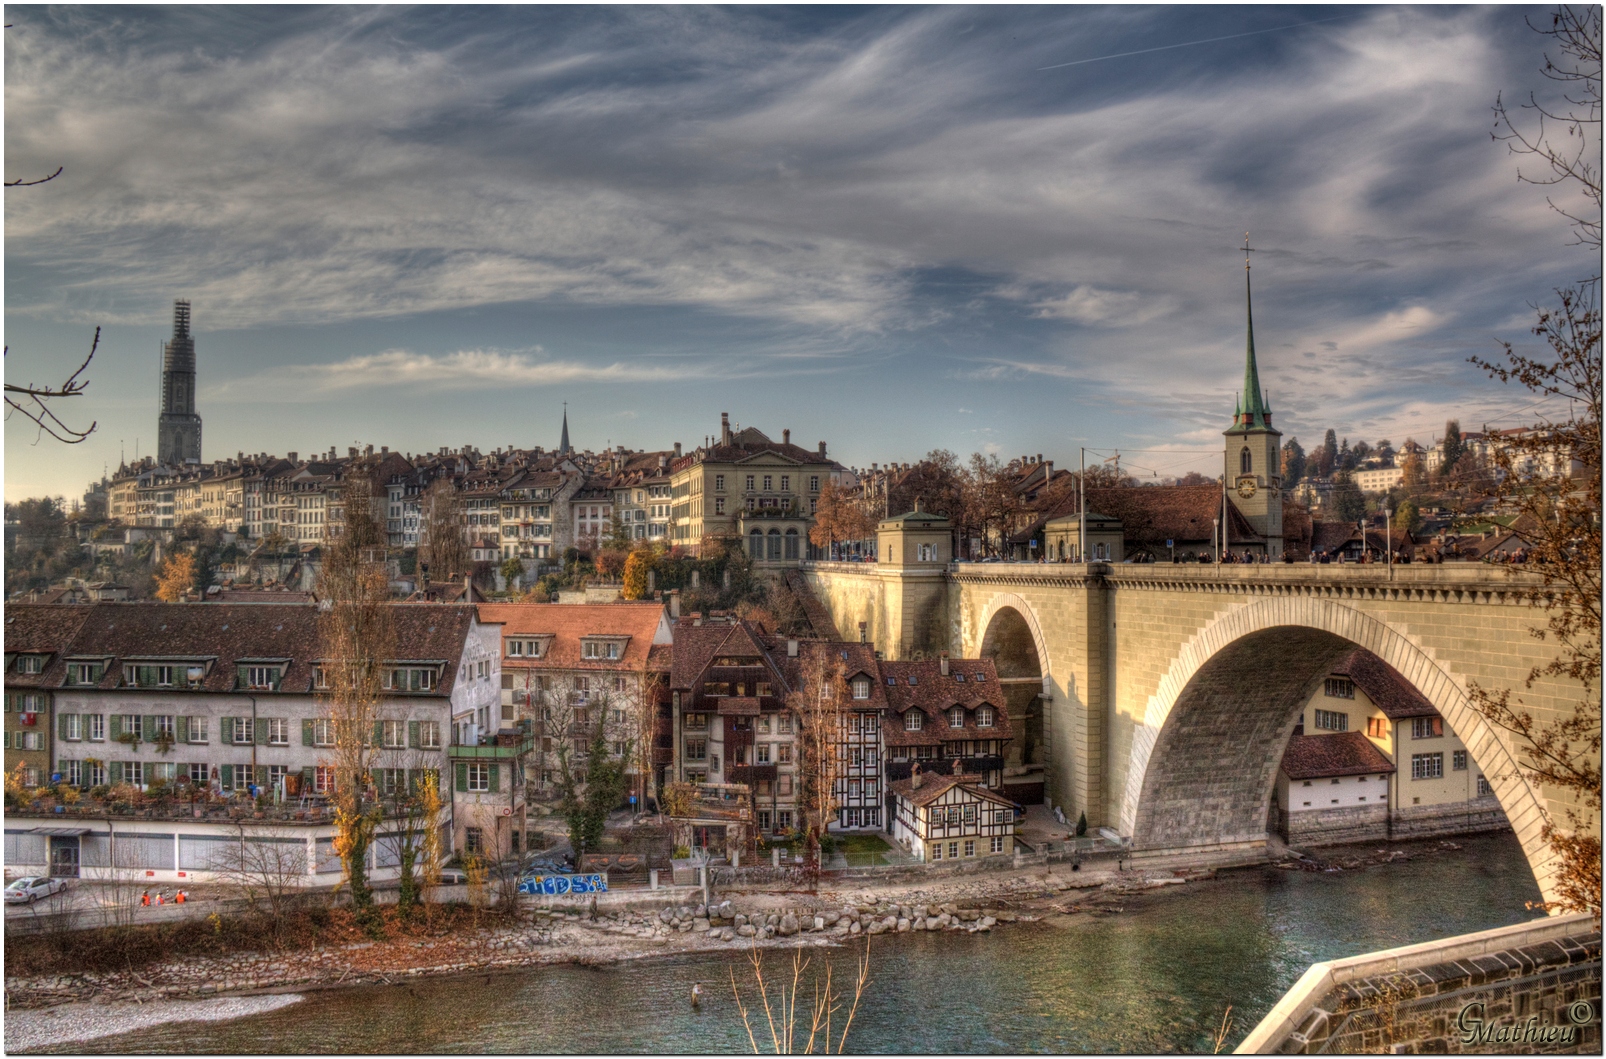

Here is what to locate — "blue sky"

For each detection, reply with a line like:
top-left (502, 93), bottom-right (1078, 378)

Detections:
top-left (4, 5), bottom-right (1591, 501)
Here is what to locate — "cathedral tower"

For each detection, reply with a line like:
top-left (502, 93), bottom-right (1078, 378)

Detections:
top-left (156, 299), bottom-right (203, 466)
top-left (1224, 243), bottom-right (1283, 555)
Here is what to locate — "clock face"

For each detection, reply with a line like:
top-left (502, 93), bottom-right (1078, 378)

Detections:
top-left (1237, 479), bottom-right (1257, 499)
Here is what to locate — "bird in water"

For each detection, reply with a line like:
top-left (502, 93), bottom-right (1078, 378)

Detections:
top-left (691, 982), bottom-right (704, 1008)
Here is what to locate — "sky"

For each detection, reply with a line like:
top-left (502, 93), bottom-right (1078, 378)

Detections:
top-left (4, 5), bottom-right (1594, 503)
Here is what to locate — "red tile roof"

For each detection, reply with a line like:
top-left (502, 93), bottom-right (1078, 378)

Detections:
top-left (888, 773), bottom-right (1012, 808)
top-left (476, 602), bottom-right (670, 673)
top-left (1332, 649), bottom-right (1437, 719)
top-left (1280, 731), bottom-right (1396, 780)
top-left (879, 659), bottom-right (1012, 747)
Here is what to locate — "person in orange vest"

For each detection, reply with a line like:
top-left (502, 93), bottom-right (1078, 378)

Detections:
top-left (175, 890), bottom-right (186, 904)
top-left (141, 890), bottom-right (151, 907)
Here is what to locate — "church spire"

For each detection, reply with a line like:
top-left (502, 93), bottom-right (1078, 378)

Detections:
top-left (1238, 234), bottom-right (1270, 430)
top-left (559, 402), bottom-right (571, 455)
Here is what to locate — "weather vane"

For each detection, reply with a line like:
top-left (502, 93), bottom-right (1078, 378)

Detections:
top-left (1243, 231), bottom-right (1255, 271)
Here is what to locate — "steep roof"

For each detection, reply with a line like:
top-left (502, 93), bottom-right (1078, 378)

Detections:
top-left (476, 602), bottom-right (671, 673)
top-left (879, 658), bottom-right (1012, 747)
top-left (4, 605), bottom-right (96, 689)
top-left (1280, 731), bottom-right (1395, 780)
top-left (888, 773), bottom-right (1013, 808)
top-left (1331, 649), bottom-right (1437, 719)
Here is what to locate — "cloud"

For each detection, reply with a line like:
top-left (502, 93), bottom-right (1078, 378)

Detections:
top-left (1011, 284), bottom-right (1178, 327)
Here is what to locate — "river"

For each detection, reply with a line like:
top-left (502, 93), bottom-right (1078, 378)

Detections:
top-left (56, 832), bottom-right (1542, 1054)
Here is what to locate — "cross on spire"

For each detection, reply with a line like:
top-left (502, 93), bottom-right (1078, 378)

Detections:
top-left (1243, 231), bottom-right (1255, 271)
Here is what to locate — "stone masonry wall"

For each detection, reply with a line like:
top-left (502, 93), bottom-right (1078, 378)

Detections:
top-left (1285, 803), bottom-right (1391, 848)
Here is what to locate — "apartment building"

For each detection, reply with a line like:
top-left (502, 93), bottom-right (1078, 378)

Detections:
top-left (610, 451), bottom-right (675, 542)
top-left (5, 606), bottom-right (94, 786)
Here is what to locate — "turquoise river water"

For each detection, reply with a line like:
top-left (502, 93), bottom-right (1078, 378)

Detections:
top-left (62, 831), bottom-right (1542, 1054)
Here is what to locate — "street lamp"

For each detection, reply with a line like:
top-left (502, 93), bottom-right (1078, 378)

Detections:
top-left (1212, 518), bottom-right (1220, 564)
top-left (1383, 505), bottom-right (1393, 580)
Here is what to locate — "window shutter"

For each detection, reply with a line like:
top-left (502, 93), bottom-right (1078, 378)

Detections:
top-left (372, 721), bottom-right (384, 747)
top-left (220, 717), bottom-right (235, 744)
top-left (489, 764), bottom-right (500, 793)
top-left (177, 716), bottom-right (189, 743)
top-left (221, 764), bottom-right (233, 789)
top-left (408, 721), bottom-right (420, 749)
top-left (258, 765), bottom-right (270, 787)
top-left (302, 719), bottom-right (315, 747)
top-left (109, 715), bottom-right (123, 740)
top-left (255, 718), bottom-right (269, 745)
top-left (59, 712), bottom-right (70, 740)
top-left (455, 763), bottom-right (468, 793)
top-left (300, 766), bottom-right (315, 787)
top-left (109, 761), bottom-right (124, 785)
top-left (144, 715), bottom-right (158, 742)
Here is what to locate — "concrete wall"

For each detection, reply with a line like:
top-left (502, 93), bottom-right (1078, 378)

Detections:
top-left (803, 560), bottom-right (1587, 906)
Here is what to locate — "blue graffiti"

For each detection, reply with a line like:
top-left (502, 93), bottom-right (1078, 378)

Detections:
top-left (517, 873), bottom-right (609, 896)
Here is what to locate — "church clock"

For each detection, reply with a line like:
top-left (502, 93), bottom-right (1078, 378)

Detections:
top-left (1236, 477), bottom-right (1258, 500)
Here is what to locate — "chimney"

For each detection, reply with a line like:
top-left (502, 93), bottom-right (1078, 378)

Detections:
top-left (787, 638), bottom-right (798, 657)
top-left (658, 455), bottom-right (668, 471)
top-left (940, 652), bottom-right (949, 676)
top-left (858, 621), bottom-right (867, 644)
top-left (464, 574), bottom-right (472, 602)
top-left (1037, 454), bottom-right (1043, 464)
top-left (783, 429), bottom-right (790, 446)
top-left (818, 441), bottom-right (826, 456)
top-left (668, 590), bottom-right (681, 619)
top-left (674, 442), bottom-right (682, 458)
top-left (911, 762), bottom-right (923, 790)
top-left (288, 452), bottom-right (298, 463)
top-left (381, 446), bottom-right (388, 455)
top-left (721, 412), bottom-right (731, 445)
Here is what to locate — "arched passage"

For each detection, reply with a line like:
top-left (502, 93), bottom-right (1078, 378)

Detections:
top-left (977, 596), bottom-right (1049, 801)
top-left (1119, 597), bottom-right (1558, 903)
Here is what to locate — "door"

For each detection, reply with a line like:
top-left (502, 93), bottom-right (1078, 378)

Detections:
top-left (49, 836), bottom-right (81, 878)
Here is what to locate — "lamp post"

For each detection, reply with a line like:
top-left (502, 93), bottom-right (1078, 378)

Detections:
top-left (1212, 518), bottom-right (1220, 564)
top-left (1384, 505), bottom-right (1393, 580)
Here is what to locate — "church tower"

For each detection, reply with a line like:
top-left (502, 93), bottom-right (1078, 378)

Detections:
top-left (156, 299), bottom-right (202, 466)
top-left (1224, 242), bottom-right (1283, 556)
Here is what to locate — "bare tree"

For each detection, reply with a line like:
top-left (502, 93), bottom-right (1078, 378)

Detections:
top-left (4, 329), bottom-right (98, 444)
top-left (420, 477), bottom-right (469, 584)
top-left (318, 475), bottom-right (395, 927)
top-left (789, 649), bottom-right (849, 872)
top-left (727, 937), bottom-right (871, 1055)
top-left (209, 825), bottom-right (309, 935)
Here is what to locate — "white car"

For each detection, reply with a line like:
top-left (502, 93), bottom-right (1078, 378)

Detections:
top-left (4, 877), bottom-right (68, 904)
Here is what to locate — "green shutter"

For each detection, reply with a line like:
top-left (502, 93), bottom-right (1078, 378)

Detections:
top-left (255, 718), bottom-right (269, 745)
top-left (221, 764), bottom-right (234, 789)
top-left (372, 721), bottom-right (384, 747)
top-left (220, 717), bottom-right (235, 744)
top-left (144, 715), bottom-right (157, 742)
top-left (489, 763), bottom-right (500, 793)
top-left (109, 715), bottom-right (123, 741)
top-left (257, 765), bottom-right (270, 787)
top-left (302, 719), bottom-right (315, 746)
top-left (176, 716), bottom-right (189, 743)
top-left (300, 766), bottom-right (314, 786)
top-left (408, 720), bottom-right (420, 749)
top-left (59, 712), bottom-right (69, 740)
top-left (455, 763), bottom-right (468, 793)
top-left (109, 761), bottom-right (124, 785)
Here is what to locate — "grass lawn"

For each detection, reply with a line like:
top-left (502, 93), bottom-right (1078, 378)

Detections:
top-left (836, 833), bottom-right (895, 866)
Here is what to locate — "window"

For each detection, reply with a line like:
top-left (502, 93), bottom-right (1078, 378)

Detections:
top-left (1313, 709), bottom-right (1349, 732)
top-left (757, 810), bottom-right (772, 831)
top-left (582, 641), bottom-right (621, 660)
top-left (244, 666), bottom-right (277, 690)
top-left (1324, 677), bottom-right (1355, 699)
top-left (991, 835), bottom-right (1004, 854)
top-left (851, 678), bottom-right (870, 699)
top-left (973, 672), bottom-right (985, 682)
top-left (977, 706), bottom-right (994, 728)
top-left (948, 842), bottom-right (959, 859)
top-left (763, 475), bottom-right (772, 491)
top-left (419, 720), bottom-right (441, 749)
top-left (381, 720), bottom-right (406, 748)
top-left (88, 714), bottom-right (105, 741)
top-left (15, 655), bottom-right (42, 674)
top-left (1366, 717), bottom-right (1388, 739)
top-left (953, 673), bottom-right (965, 683)
top-left (231, 717), bottom-right (252, 745)
top-left (810, 476), bottom-right (819, 492)
top-left (778, 744), bottom-right (793, 764)
top-left (756, 744), bottom-right (772, 764)
top-left (905, 711), bottom-right (923, 731)
top-left (684, 713), bottom-right (708, 730)
top-left (67, 662), bottom-right (102, 686)
top-left (189, 763), bottom-right (208, 785)
top-left (64, 714), bottom-right (82, 741)
top-left (964, 840), bottom-right (976, 858)
top-left (1411, 752), bottom-right (1444, 780)
top-left (776, 811), bottom-right (792, 830)
top-left (931, 841), bottom-right (942, 860)
top-left (948, 707), bottom-right (965, 728)
top-left (265, 718), bottom-right (289, 745)
top-left (467, 762), bottom-right (490, 792)
top-left (1411, 716), bottom-right (1443, 739)
top-left (758, 715), bottom-right (772, 734)
top-left (1477, 775), bottom-right (1492, 796)
top-left (963, 804), bottom-right (976, 823)
top-left (465, 827), bottom-right (484, 854)
top-left (715, 497), bottom-right (726, 515)
top-left (314, 766), bottom-right (335, 793)
top-left (715, 475), bottom-right (725, 491)
top-left (776, 714), bottom-right (792, 735)
top-left (746, 475), bottom-right (755, 491)
top-left (780, 475), bottom-right (790, 492)
top-left (685, 738), bottom-right (707, 761)
top-left (312, 718), bottom-right (335, 747)
top-left (1453, 750), bottom-right (1467, 771)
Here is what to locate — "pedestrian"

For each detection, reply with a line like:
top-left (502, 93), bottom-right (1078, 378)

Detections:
top-left (175, 889), bottom-right (187, 904)
top-left (141, 890), bottom-right (151, 907)
top-left (155, 891), bottom-right (164, 906)
top-left (691, 982), bottom-right (704, 1008)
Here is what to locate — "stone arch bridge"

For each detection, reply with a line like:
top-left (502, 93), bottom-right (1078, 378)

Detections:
top-left (800, 561), bottom-right (1588, 905)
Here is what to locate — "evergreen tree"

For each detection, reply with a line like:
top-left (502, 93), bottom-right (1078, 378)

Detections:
top-left (1329, 470), bottom-right (1366, 523)
top-left (1318, 429), bottom-right (1339, 476)
top-left (1280, 438), bottom-right (1306, 483)
top-left (1442, 419), bottom-right (1464, 472)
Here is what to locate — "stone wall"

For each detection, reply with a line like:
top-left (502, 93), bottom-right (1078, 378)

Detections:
top-left (1285, 803), bottom-right (1390, 848)
top-left (1390, 795), bottom-right (1510, 842)
top-left (1238, 912), bottom-right (1601, 1055)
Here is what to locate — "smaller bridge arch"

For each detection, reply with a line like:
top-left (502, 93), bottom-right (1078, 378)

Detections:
top-left (1119, 596), bottom-right (1559, 903)
top-left (975, 593), bottom-right (1052, 790)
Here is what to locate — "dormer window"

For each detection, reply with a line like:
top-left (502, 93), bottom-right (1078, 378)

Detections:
top-left (383, 667), bottom-right (437, 692)
top-left (130, 664), bottom-right (176, 687)
top-left (905, 711), bottom-right (924, 731)
top-left (977, 706), bottom-right (995, 728)
top-left (65, 661), bottom-right (103, 686)
top-left (948, 707), bottom-right (965, 728)
top-left (851, 678), bottom-right (870, 700)
top-left (582, 639), bottom-right (624, 660)
top-left (14, 655), bottom-right (43, 675)
top-left (240, 665), bottom-right (278, 691)
top-left (506, 638), bottom-right (546, 658)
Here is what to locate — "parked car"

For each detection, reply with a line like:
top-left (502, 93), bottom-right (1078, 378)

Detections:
top-left (437, 868), bottom-right (468, 885)
top-left (5, 876), bottom-right (68, 904)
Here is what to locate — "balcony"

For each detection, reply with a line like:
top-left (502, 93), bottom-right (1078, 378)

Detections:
top-left (447, 721), bottom-right (535, 760)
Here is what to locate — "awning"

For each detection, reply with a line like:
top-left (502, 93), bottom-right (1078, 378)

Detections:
top-left (29, 827), bottom-right (92, 837)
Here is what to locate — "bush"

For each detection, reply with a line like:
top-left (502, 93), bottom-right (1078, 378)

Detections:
top-left (1075, 811), bottom-right (1088, 836)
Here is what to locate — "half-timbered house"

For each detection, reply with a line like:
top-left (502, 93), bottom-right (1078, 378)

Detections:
top-left (889, 766), bottom-right (1016, 862)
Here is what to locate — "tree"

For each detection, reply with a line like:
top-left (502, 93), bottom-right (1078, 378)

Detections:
top-left (595, 547), bottom-right (629, 581)
top-left (1442, 420), bottom-right (1465, 474)
top-left (556, 721), bottom-right (632, 867)
top-left (621, 546), bottom-right (653, 600)
top-left (1468, 3), bottom-right (1601, 914)
top-left (809, 479), bottom-right (874, 557)
top-left (1400, 443), bottom-right (1427, 487)
top-left (1317, 429), bottom-right (1339, 477)
top-left (209, 824), bottom-right (310, 938)
top-left (1328, 471), bottom-right (1366, 523)
top-left (318, 475), bottom-right (394, 930)
top-left (154, 553), bottom-right (196, 601)
top-left (1280, 438), bottom-right (1306, 483)
top-left (789, 649), bottom-right (849, 871)
top-left (500, 555), bottom-right (524, 591)
top-left (420, 478), bottom-right (468, 583)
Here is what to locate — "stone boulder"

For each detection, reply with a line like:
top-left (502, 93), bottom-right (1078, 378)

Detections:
top-left (778, 913), bottom-right (799, 936)
top-left (896, 918), bottom-right (910, 932)
top-left (738, 924), bottom-right (757, 937)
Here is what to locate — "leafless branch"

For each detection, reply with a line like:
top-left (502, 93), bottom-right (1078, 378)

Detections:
top-left (3, 328), bottom-right (99, 443)
top-left (5, 166), bottom-right (63, 187)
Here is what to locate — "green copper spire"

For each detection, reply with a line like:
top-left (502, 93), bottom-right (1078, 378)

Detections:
top-left (1238, 234), bottom-right (1271, 430)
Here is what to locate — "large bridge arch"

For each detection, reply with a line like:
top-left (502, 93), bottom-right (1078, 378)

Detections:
top-left (975, 594), bottom-right (1052, 779)
top-left (1118, 596), bottom-right (1558, 901)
